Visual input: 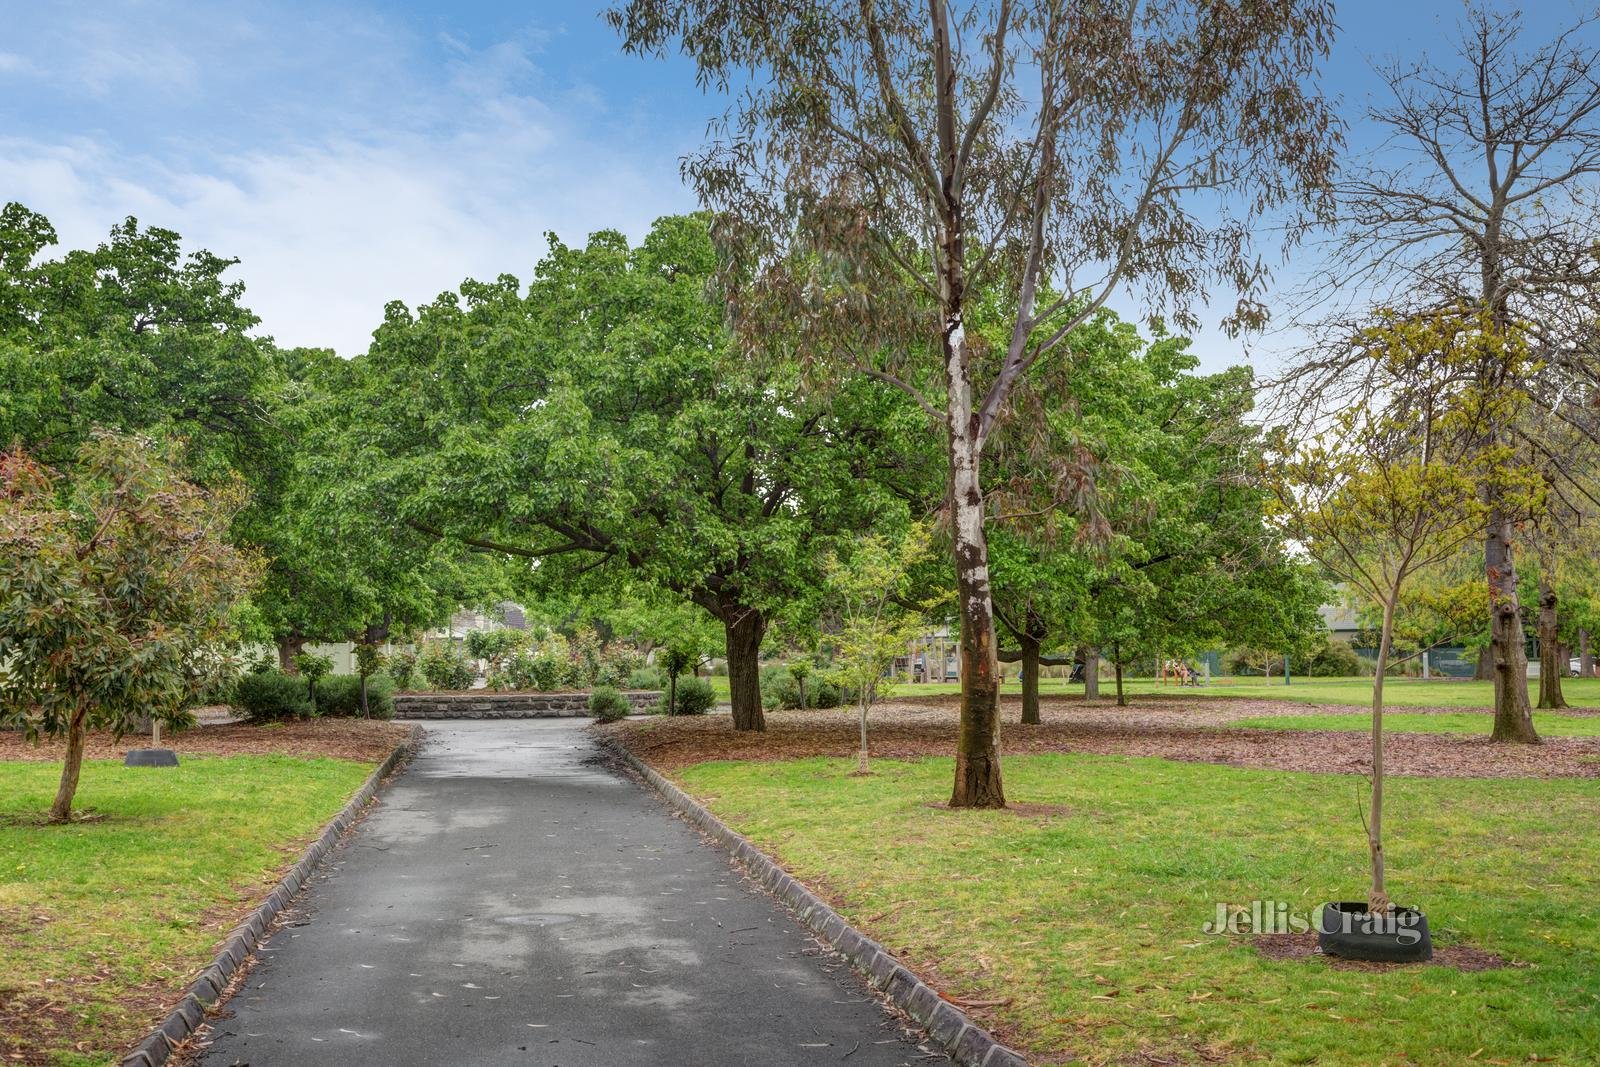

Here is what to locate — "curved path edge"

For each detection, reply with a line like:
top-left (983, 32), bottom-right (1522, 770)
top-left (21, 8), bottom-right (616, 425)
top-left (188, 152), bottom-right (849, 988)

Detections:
top-left (120, 723), bottom-right (426, 1067)
top-left (594, 731), bottom-right (1030, 1067)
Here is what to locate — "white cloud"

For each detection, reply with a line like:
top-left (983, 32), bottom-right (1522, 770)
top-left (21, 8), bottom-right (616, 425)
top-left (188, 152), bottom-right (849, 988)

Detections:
top-left (1, 7), bottom-right (694, 357)
top-left (1, 133), bottom-right (684, 357)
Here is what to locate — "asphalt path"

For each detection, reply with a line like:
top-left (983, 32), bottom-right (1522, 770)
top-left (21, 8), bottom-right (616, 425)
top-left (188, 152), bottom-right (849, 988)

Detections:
top-left (194, 719), bottom-right (949, 1066)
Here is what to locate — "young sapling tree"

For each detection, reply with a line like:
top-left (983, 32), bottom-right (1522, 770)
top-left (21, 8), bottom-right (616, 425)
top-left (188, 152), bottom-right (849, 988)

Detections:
top-left (659, 643), bottom-right (699, 716)
top-left (825, 524), bottom-right (944, 774)
top-left (787, 660), bottom-right (812, 710)
top-left (1273, 310), bottom-right (1529, 921)
top-left (292, 651), bottom-right (334, 705)
top-left (353, 641), bottom-right (386, 719)
top-left (0, 434), bottom-right (257, 822)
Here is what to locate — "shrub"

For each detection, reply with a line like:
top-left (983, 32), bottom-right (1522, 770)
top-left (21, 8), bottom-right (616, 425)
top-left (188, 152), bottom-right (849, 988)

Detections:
top-left (591, 659), bottom-right (622, 688)
top-left (363, 674), bottom-right (397, 718)
top-left (1304, 638), bottom-right (1365, 677)
top-left (764, 670), bottom-right (799, 708)
top-left (569, 626), bottom-right (604, 687)
top-left (664, 676), bottom-right (716, 716)
top-left (465, 629), bottom-right (526, 664)
top-left (760, 663), bottom-right (789, 708)
top-left (763, 669), bottom-right (850, 710)
top-left (595, 644), bottom-right (644, 688)
top-left (234, 670), bottom-right (314, 722)
top-left (502, 647), bottom-right (572, 690)
top-left (628, 665), bottom-right (663, 690)
top-left (386, 649), bottom-right (419, 689)
top-left (811, 676), bottom-right (850, 709)
top-left (489, 632), bottom-right (576, 691)
top-left (588, 686), bottom-right (632, 722)
top-left (314, 674), bottom-right (397, 719)
top-left (418, 642), bottom-right (474, 690)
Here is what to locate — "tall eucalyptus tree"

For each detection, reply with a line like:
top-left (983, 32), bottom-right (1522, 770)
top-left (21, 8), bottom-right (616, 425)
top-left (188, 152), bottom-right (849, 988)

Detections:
top-left (609, 0), bottom-right (1339, 806)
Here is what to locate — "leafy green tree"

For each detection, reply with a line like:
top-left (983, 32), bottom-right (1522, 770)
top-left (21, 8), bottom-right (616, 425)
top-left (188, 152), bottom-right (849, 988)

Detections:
top-left (825, 523), bottom-right (944, 773)
top-left (230, 347), bottom-right (367, 667)
top-left (986, 316), bottom-right (1324, 717)
top-left (250, 348), bottom-right (495, 667)
top-left (611, 0), bottom-right (1338, 806)
top-left (0, 204), bottom-right (455, 669)
top-left (0, 434), bottom-right (258, 822)
top-left (593, 585), bottom-right (723, 661)
top-left (0, 203), bottom-right (281, 480)
top-left (339, 215), bottom-right (922, 731)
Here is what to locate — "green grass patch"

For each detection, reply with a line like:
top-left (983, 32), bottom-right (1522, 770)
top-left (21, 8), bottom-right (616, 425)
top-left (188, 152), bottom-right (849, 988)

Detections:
top-left (1232, 711), bottom-right (1600, 736)
top-left (679, 753), bottom-right (1600, 1065)
top-left (0, 755), bottom-right (375, 1065)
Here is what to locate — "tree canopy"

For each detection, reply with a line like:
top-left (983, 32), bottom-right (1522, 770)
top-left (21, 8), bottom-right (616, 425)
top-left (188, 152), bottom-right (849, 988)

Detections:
top-left (985, 313), bottom-right (1325, 719)
top-left (610, 0), bottom-right (1340, 807)
top-left (335, 214), bottom-right (927, 730)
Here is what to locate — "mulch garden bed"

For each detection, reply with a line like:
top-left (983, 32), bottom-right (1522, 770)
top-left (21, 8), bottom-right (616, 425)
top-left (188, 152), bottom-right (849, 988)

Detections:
top-left (0, 717), bottom-right (411, 765)
top-left (1251, 932), bottom-right (1510, 972)
top-left (605, 695), bottom-right (1600, 779)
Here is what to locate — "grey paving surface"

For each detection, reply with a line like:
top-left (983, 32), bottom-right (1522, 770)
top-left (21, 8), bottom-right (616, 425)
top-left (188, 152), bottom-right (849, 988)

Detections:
top-left (195, 719), bottom-right (949, 1066)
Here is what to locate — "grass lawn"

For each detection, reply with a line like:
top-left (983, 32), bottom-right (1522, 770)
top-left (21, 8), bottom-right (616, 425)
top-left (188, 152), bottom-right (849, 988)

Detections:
top-left (677, 753), bottom-right (1600, 1065)
top-left (1232, 711), bottom-right (1600, 736)
top-left (0, 755), bottom-right (376, 1065)
top-left (710, 671), bottom-right (1600, 710)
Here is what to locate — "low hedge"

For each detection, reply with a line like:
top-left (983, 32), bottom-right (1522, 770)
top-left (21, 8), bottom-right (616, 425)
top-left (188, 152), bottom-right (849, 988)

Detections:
top-left (233, 671), bottom-right (313, 722)
top-left (589, 686), bottom-right (632, 722)
top-left (662, 677), bottom-right (716, 716)
top-left (761, 668), bottom-right (851, 710)
top-left (233, 670), bottom-right (396, 721)
top-left (314, 674), bottom-right (397, 719)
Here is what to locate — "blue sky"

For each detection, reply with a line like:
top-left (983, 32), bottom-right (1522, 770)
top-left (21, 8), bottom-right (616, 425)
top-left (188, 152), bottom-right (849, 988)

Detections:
top-left (2, 1), bottom-right (1594, 368)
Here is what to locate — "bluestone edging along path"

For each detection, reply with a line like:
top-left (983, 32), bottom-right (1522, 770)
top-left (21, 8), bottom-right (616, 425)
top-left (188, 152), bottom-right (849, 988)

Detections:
top-left (596, 732), bottom-right (1029, 1067)
top-left (188, 719), bottom-right (958, 1066)
top-left (125, 723), bottom-right (424, 1067)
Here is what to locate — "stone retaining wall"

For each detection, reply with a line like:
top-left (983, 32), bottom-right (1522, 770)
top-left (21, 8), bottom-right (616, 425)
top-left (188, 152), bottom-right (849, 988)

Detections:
top-left (394, 690), bottom-right (661, 719)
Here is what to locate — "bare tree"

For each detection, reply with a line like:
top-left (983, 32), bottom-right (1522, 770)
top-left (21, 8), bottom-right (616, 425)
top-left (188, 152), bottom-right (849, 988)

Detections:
top-left (1523, 411), bottom-right (1600, 709)
top-left (609, 0), bottom-right (1339, 806)
top-left (1282, 7), bottom-right (1600, 742)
